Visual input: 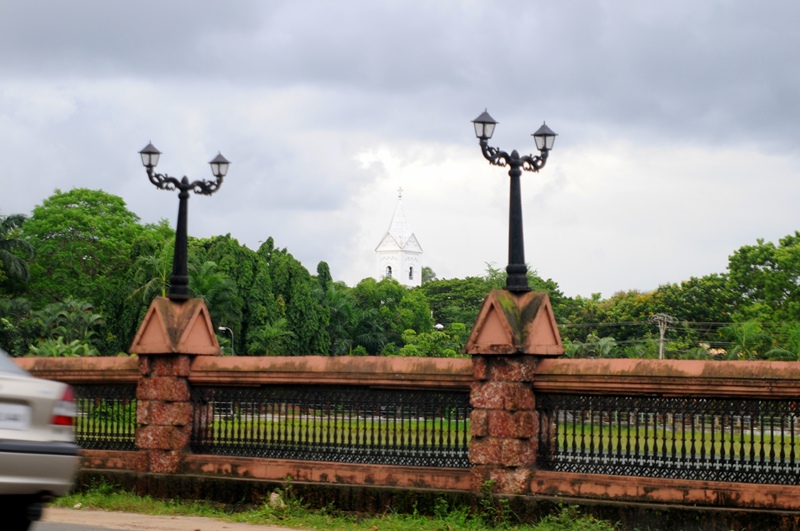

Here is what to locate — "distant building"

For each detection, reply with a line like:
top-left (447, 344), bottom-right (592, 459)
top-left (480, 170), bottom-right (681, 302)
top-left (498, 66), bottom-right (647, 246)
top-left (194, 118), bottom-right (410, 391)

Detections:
top-left (375, 189), bottom-right (423, 288)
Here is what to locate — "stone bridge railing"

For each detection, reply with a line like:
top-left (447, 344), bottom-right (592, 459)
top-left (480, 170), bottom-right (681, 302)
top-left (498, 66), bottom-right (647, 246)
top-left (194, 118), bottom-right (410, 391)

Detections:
top-left (14, 291), bottom-right (800, 514)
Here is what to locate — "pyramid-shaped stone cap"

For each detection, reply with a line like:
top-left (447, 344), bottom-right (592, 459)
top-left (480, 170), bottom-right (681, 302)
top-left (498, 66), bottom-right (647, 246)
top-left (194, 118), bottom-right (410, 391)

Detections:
top-left (129, 297), bottom-right (220, 355)
top-left (465, 290), bottom-right (563, 356)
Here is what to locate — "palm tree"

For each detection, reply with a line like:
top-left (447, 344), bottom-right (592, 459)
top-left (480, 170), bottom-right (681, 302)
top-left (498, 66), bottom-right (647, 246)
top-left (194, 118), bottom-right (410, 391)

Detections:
top-left (129, 241), bottom-right (173, 303)
top-left (721, 321), bottom-right (772, 360)
top-left (189, 261), bottom-right (240, 328)
top-left (250, 318), bottom-right (296, 355)
top-left (0, 213), bottom-right (34, 283)
top-left (765, 323), bottom-right (800, 361)
top-left (322, 285), bottom-right (387, 355)
top-left (0, 297), bottom-right (32, 354)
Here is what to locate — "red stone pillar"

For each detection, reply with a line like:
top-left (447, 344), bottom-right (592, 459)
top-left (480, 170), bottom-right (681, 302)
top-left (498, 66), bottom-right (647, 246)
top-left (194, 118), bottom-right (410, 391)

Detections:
top-left (129, 297), bottom-right (220, 474)
top-left (135, 355), bottom-right (193, 473)
top-left (465, 290), bottom-right (563, 495)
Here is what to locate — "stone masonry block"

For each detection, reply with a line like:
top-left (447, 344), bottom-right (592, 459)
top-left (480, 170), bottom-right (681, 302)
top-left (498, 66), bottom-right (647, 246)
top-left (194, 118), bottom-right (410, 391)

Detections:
top-left (501, 438), bottom-right (537, 467)
top-left (488, 410), bottom-right (536, 439)
top-left (487, 410), bottom-right (514, 438)
top-left (488, 467), bottom-right (533, 495)
top-left (136, 376), bottom-right (190, 402)
top-left (470, 437), bottom-right (503, 465)
top-left (148, 449), bottom-right (183, 474)
top-left (470, 409), bottom-right (489, 437)
top-left (132, 450), bottom-right (149, 473)
top-left (138, 356), bottom-right (151, 376)
top-left (149, 355), bottom-right (192, 377)
top-left (470, 382), bottom-right (505, 409)
top-left (469, 465), bottom-right (492, 492)
top-left (489, 356), bottom-right (536, 382)
top-left (472, 356), bottom-right (489, 381)
top-left (136, 425), bottom-right (190, 450)
top-left (503, 383), bottom-right (535, 411)
top-left (472, 382), bottom-right (535, 411)
top-left (136, 401), bottom-right (151, 425)
top-left (147, 401), bottom-right (193, 427)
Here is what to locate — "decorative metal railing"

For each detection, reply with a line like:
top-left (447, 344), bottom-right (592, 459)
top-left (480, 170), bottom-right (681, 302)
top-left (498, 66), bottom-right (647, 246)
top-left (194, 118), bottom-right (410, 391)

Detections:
top-left (537, 393), bottom-right (800, 485)
top-left (73, 384), bottom-right (137, 451)
top-left (190, 385), bottom-right (471, 468)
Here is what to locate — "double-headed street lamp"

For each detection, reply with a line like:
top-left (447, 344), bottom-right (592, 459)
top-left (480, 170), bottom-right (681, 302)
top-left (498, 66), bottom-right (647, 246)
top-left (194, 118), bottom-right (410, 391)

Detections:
top-left (139, 143), bottom-right (230, 302)
top-left (472, 110), bottom-right (556, 293)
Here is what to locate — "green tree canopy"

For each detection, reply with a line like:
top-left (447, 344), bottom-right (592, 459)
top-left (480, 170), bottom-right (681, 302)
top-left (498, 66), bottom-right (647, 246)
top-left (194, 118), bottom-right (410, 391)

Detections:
top-left (727, 232), bottom-right (800, 322)
top-left (23, 188), bottom-right (145, 305)
top-left (0, 212), bottom-right (34, 293)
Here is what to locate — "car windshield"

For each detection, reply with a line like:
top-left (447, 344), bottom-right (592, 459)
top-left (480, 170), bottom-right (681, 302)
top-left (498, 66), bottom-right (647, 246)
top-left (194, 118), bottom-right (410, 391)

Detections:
top-left (0, 348), bottom-right (30, 376)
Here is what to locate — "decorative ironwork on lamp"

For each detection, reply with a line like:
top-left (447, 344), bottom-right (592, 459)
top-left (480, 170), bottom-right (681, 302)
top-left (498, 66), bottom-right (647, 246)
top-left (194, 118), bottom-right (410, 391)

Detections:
top-left (139, 143), bottom-right (230, 302)
top-left (472, 110), bottom-right (556, 292)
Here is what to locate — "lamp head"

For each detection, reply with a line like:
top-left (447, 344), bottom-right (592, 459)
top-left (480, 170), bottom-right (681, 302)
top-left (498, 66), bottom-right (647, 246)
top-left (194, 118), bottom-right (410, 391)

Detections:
top-left (209, 153), bottom-right (230, 178)
top-left (532, 122), bottom-right (557, 151)
top-left (472, 110), bottom-right (497, 140)
top-left (139, 142), bottom-right (161, 168)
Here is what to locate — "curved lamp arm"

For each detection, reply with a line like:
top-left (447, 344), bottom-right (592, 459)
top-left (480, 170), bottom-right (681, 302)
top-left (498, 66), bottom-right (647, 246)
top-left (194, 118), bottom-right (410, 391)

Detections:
top-left (479, 140), bottom-right (549, 172)
top-left (146, 168), bottom-right (224, 195)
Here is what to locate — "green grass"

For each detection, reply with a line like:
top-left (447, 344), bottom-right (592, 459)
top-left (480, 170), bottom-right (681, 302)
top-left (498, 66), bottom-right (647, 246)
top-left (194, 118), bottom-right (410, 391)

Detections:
top-left (52, 480), bottom-right (618, 531)
top-left (557, 424), bottom-right (800, 460)
top-left (197, 417), bottom-right (469, 446)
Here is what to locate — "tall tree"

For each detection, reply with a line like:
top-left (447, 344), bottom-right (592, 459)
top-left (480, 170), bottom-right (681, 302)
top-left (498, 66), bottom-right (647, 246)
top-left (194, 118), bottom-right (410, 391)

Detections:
top-left (22, 189), bottom-right (145, 305)
top-left (20, 189), bottom-right (148, 354)
top-left (349, 277), bottom-right (431, 348)
top-left (189, 261), bottom-right (240, 330)
top-left (727, 232), bottom-right (800, 323)
top-left (0, 212), bottom-right (34, 292)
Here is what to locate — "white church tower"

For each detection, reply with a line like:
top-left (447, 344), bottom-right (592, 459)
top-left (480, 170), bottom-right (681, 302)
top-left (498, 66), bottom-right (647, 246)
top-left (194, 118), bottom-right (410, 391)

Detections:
top-left (375, 188), bottom-right (423, 288)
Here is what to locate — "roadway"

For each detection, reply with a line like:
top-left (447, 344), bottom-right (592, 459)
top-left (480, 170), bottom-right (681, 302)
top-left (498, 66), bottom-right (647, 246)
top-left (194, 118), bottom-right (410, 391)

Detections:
top-left (33, 507), bottom-right (301, 531)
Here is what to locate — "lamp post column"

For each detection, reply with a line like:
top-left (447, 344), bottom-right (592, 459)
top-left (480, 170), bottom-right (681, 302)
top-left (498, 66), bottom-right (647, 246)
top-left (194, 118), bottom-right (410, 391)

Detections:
top-left (138, 144), bottom-right (230, 303)
top-left (132, 144), bottom-right (230, 473)
top-left (472, 111), bottom-right (556, 293)
top-left (467, 112), bottom-right (563, 498)
top-left (506, 156), bottom-right (528, 292)
top-left (171, 182), bottom-right (192, 301)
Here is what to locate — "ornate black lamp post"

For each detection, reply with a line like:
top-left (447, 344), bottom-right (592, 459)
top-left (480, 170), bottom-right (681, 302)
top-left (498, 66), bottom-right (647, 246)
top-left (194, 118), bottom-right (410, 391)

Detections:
top-left (472, 110), bottom-right (556, 293)
top-left (139, 143), bottom-right (230, 302)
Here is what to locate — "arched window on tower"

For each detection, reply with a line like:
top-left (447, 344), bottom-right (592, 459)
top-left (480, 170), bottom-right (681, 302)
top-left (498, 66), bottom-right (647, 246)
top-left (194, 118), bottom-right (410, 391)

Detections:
top-left (409, 267), bottom-right (414, 280)
top-left (386, 266), bottom-right (392, 278)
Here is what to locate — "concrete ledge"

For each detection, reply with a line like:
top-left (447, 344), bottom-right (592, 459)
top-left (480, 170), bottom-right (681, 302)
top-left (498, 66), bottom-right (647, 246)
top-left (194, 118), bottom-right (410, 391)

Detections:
top-left (16, 356), bottom-right (139, 384)
top-left (182, 454), bottom-right (471, 491)
top-left (189, 356), bottom-right (472, 389)
top-left (81, 449), bottom-right (146, 472)
top-left (532, 470), bottom-right (800, 511)
top-left (535, 359), bottom-right (800, 398)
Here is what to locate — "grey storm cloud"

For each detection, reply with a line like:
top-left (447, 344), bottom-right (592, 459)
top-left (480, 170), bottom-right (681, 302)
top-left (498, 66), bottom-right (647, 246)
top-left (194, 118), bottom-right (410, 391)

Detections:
top-left (2, 1), bottom-right (800, 296)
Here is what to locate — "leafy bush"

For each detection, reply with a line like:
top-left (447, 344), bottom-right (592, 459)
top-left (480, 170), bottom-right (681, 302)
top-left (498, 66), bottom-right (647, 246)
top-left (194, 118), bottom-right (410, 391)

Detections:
top-left (28, 337), bottom-right (99, 357)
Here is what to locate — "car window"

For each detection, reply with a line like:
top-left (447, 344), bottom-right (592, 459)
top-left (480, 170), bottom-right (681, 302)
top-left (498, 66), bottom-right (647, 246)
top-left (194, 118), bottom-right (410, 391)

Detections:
top-left (0, 348), bottom-right (30, 376)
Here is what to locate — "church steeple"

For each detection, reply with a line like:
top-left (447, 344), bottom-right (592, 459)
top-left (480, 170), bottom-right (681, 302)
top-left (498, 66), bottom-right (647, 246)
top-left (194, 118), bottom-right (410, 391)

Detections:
top-left (375, 190), bottom-right (423, 287)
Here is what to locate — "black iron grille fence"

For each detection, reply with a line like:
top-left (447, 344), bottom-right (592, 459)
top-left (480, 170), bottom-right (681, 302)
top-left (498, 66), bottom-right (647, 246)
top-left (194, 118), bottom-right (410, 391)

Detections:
top-left (190, 385), bottom-right (471, 468)
top-left (73, 384), bottom-right (137, 451)
top-left (537, 393), bottom-right (800, 485)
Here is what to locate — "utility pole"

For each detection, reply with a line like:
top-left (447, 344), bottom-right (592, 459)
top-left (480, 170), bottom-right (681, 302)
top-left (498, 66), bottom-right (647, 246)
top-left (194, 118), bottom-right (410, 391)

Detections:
top-left (650, 314), bottom-right (676, 360)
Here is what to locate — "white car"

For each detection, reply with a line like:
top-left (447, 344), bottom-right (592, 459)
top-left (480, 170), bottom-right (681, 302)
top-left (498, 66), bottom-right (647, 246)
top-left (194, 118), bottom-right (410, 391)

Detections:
top-left (0, 348), bottom-right (79, 531)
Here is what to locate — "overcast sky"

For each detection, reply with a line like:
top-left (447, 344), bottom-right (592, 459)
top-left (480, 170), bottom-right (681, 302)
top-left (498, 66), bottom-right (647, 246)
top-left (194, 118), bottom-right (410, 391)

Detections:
top-left (2, 1), bottom-right (800, 298)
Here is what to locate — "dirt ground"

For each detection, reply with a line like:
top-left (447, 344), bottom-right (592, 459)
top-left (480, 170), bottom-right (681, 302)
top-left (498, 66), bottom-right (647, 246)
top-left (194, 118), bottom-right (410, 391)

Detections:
top-left (42, 507), bottom-right (303, 531)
